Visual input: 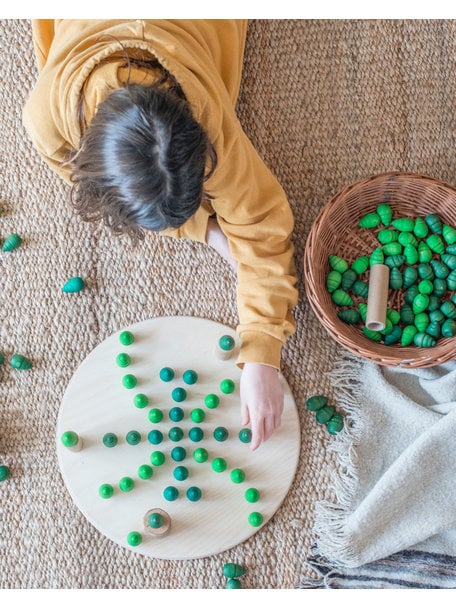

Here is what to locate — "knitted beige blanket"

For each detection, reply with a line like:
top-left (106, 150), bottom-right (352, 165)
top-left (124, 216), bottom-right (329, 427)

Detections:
top-left (2, 19), bottom-right (456, 589)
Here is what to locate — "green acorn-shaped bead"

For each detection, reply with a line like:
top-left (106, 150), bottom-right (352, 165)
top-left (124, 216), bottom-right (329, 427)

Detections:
top-left (447, 270), bottom-right (456, 290)
top-left (328, 255), bottom-right (348, 273)
top-left (403, 266), bottom-right (418, 288)
top-left (337, 309), bottom-right (361, 324)
top-left (384, 325), bottom-right (402, 345)
top-left (62, 276), bottom-right (85, 293)
top-left (433, 278), bottom-right (448, 298)
top-left (430, 259), bottom-right (449, 279)
top-left (403, 244), bottom-right (419, 265)
top-left (222, 563), bottom-right (247, 578)
top-left (426, 321), bottom-right (442, 340)
top-left (358, 302), bottom-right (368, 321)
top-left (2, 233), bottom-right (22, 252)
top-left (442, 319), bottom-right (456, 337)
top-left (10, 354), bottom-right (32, 370)
top-left (377, 229), bottom-right (399, 244)
top-left (441, 300), bottom-right (456, 319)
top-left (412, 293), bottom-right (429, 314)
top-left (326, 270), bottom-right (342, 293)
top-left (426, 234), bottom-right (445, 255)
top-left (376, 203), bottom-right (393, 226)
top-left (400, 304), bottom-right (415, 325)
top-left (417, 263), bottom-right (434, 281)
top-left (316, 405), bottom-right (336, 424)
top-left (427, 295), bottom-right (441, 312)
top-left (405, 285), bottom-right (420, 305)
top-left (385, 254), bottom-right (405, 269)
top-left (351, 255), bottom-right (370, 275)
top-left (351, 280), bottom-right (369, 298)
top-left (380, 318), bottom-right (394, 335)
top-left (331, 289), bottom-right (353, 306)
top-left (306, 395), bottom-right (328, 411)
top-left (341, 269), bottom-right (357, 290)
top-left (382, 242), bottom-right (403, 256)
top-left (363, 327), bottom-right (382, 342)
top-left (392, 217), bottom-right (415, 232)
top-left (414, 312), bottom-right (429, 333)
top-left (413, 216), bottom-right (429, 239)
top-left (326, 413), bottom-right (344, 435)
top-left (414, 332), bottom-right (436, 348)
top-left (0, 352), bottom-right (4, 365)
top-left (425, 214), bottom-right (443, 234)
top-left (417, 241), bottom-right (433, 263)
top-left (398, 232), bottom-right (418, 248)
top-left (441, 254), bottom-right (456, 270)
top-left (429, 309), bottom-right (445, 323)
top-left (389, 267), bottom-right (403, 290)
top-left (401, 325), bottom-right (418, 346)
top-left (358, 212), bottom-right (381, 228)
top-left (442, 224), bottom-right (456, 245)
top-left (418, 279), bottom-right (433, 295)
top-left (446, 243), bottom-right (456, 255)
top-left (387, 308), bottom-right (401, 325)
top-left (370, 247), bottom-right (384, 266)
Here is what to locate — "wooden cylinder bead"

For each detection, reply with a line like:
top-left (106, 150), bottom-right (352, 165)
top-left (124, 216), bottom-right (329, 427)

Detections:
top-left (366, 264), bottom-right (389, 331)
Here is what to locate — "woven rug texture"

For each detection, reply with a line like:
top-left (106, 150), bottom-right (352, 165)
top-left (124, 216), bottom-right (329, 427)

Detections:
top-left (1, 18), bottom-right (456, 589)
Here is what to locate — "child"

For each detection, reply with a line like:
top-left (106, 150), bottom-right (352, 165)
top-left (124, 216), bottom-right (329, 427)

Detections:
top-left (22, 19), bottom-right (298, 450)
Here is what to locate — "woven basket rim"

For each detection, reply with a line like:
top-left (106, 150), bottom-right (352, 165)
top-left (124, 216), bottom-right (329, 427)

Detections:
top-left (304, 171), bottom-right (456, 368)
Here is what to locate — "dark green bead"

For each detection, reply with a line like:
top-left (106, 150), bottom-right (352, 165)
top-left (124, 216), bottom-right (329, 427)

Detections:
top-left (169, 406), bottom-right (184, 422)
top-left (341, 269), bottom-right (357, 290)
top-left (186, 486), bottom-right (202, 502)
top-left (405, 285), bottom-right (419, 305)
top-left (173, 466), bottom-right (188, 481)
top-left (414, 333), bottom-right (436, 348)
top-left (316, 405), bottom-right (335, 424)
top-left (239, 428), bottom-right (252, 443)
top-left (351, 280), bottom-right (369, 298)
top-left (189, 427), bottom-right (204, 442)
top-left (219, 335), bottom-right (235, 351)
top-left (337, 309), bottom-right (361, 324)
top-left (433, 278), bottom-right (448, 298)
top-left (400, 304), bottom-right (415, 325)
top-left (384, 325), bottom-right (402, 345)
top-left (417, 263), bottom-right (434, 281)
top-left (183, 369), bottom-right (198, 384)
top-left (61, 276), bottom-right (85, 293)
top-left (213, 426), bottom-right (229, 441)
top-left (223, 563), bottom-right (246, 578)
top-left (306, 395), bottom-right (328, 411)
top-left (9, 354), bottom-right (32, 370)
top-left (389, 267), bottom-right (403, 290)
top-left (168, 427), bottom-right (184, 442)
top-left (442, 319), bottom-right (456, 337)
top-left (148, 430), bottom-right (163, 445)
top-left (430, 260), bottom-right (449, 279)
top-left (426, 321), bottom-right (442, 340)
top-left (326, 413), bottom-right (344, 435)
top-left (425, 214), bottom-right (443, 234)
top-left (163, 486), bottom-right (179, 501)
top-left (171, 446), bottom-right (187, 461)
top-left (103, 433), bottom-right (118, 448)
top-left (0, 465), bottom-right (11, 482)
top-left (225, 579), bottom-right (242, 589)
top-left (126, 430), bottom-right (141, 445)
top-left (441, 301), bottom-right (456, 319)
top-left (148, 513), bottom-right (164, 529)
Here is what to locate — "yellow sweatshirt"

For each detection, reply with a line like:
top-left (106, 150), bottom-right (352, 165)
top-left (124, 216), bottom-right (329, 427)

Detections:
top-left (23, 19), bottom-right (298, 369)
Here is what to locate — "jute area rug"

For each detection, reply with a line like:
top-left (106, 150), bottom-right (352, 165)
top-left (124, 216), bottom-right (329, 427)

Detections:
top-left (1, 18), bottom-right (456, 589)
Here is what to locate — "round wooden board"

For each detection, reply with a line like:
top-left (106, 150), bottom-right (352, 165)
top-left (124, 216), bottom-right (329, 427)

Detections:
top-left (56, 317), bottom-right (300, 559)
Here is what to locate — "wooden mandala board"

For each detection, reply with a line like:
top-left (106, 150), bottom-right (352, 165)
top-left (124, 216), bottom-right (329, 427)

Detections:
top-left (56, 317), bottom-right (300, 560)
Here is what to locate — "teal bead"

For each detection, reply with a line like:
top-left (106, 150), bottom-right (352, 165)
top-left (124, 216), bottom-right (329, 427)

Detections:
top-left (62, 276), bottom-right (85, 293)
top-left (148, 513), bottom-right (164, 529)
top-left (433, 278), bottom-right (448, 298)
top-left (442, 224), bottom-right (456, 245)
top-left (426, 321), bottom-right (442, 340)
top-left (189, 427), bottom-right (204, 442)
top-left (417, 263), bottom-right (434, 281)
top-left (213, 426), bottom-right (229, 441)
top-left (9, 354), bottom-right (32, 370)
top-left (0, 465), bottom-right (11, 481)
top-left (430, 260), bottom-right (450, 279)
top-left (425, 213), bottom-right (443, 234)
top-left (305, 395), bottom-right (328, 411)
top-left (102, 433), bottom-right (118, 448)
top-left (126, 430), bottom-right (141, 445)
top-left (400, 304), bottom-right (415, 325)
top-left (384, 254), bottom-right (405, 269)
top-left (219, 335), bottom-right (235, 351)
top-left (171, 387), bottom-right (187, 402)
top-left (186, 486), bottom-right (202, 502)
top-left (389, 267), bottom-right (403, 290)
top-left (148, 429), bottom-right (163, 445)
top-left (163, 486), bottom-right (179, 501)
top-left (441, 253), bottom-right (456, 270)
top-left (447, 270), bottom-right (456, 290)
top-left (169, 406), bottom-right (184, 422)
top-left (239, 428), bottom-right (252, 443)
top-left (168, 427), bottom-right (184, 442)
top-left (414, 333), bottom-right (436, 348)
top-left (442, 319), bottom-right (456, 337)
top-left (171, 446), bottom-right (187, 462)
top-left (225, 579), bottom-right (242, 589)
top-left (351, 280), bottom-right (369, 298)
top-left (326, 413), bottom-right (344, 435)
top-left (405, 285), bottom-right (420, 305)
top-left (316, 405), bottom-right (335, 424)
top-left (441, 300), bottom-right (456, 319)
top-left (341, 269), bottom-right (357, 290)
top-left (159, 367), bottom-right (174, 382)
top-left (429, 310), bottom-right (445, 323)
top-left (183, 369), bottom-right (198, 385)
top-left (384, 325), bottom-right (402, 345)
top-left (2, 232), bottom-right (22, 252)
top-left (337, 309), bottom-right (361, 324)
top-left (173, 466), bottom-right (189, 481)
top-left (223, 563), bottom-right (247, 578)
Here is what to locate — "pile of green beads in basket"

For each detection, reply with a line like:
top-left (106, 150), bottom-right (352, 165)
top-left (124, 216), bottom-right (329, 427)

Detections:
top-left (326, 203), bottom-right (456, 347)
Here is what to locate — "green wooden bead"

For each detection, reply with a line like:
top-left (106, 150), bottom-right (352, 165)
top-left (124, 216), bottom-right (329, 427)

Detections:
top-left (119, 330), bottom-right (134, 345)
top-left (159, 367), bottom-right (175, 382)
top-left (341, 269), bottom-right (357, 290)
top-left (426, 321), bottom-right (442, 340)
top-left (389, 267), bottom-right (403, 290)
top-left (134, 393), bottom-right (149, 409)
top-left (61, 431), bottom-right (79, 448)
top-left (326, 270), bottom-right (342, 293)
top-left (331, 289), bottom-right (353, 306)
top-left (417, 241), bottom-right (433, 263)
top-left (214, 426), bottom-right (229, 441)
top-left (417, 263), bottom-right (434, 281)
top-left (426, 234), bottom-right (445, 255)
top-left (413, 216), bottom-right (429, 238)
top-left (358, 212), bottom-right (381, 228)
top-left (190, 408), bottom-right (205, 423)
top-left (447, 270), bottom-right (456, 290)
top-left (384, 325), bottom-right (402, 345)
top-left (126, 430), bottom-right (141, 445)
top-left (223, 563), bottom-right (247, 578)
top-left (400, 304), bottom-right (415, 325)
top-left (205, 394), bottom-right (220, 409)
top-left (169, 426), bottom-right (184, 442)
top-left (425, 213), bottom-right (443, 234)
top-left (148, 429), bottom-right (163, 445)
top-left (62, 276), bottom-right (85, 293)
top-left (316, 405), bottom-right (335, 424)
top-left (102, 432), bottom-right (118, 448)
top-left (230, 468), bottom-right (245, 483)
top-left (148, 408), bottom-right (163, 423)
top-left (248, 512), bottom-right (263, 527)
top-left (138, 464), bottom-right (153, 479)
top-left (382, 242), bottom-right (402, 256)
top-left (414, 312), bottom-right (429, 333)
top-left (414, 333), bottom-right (436, 348)
top-left (98, 484), bottom-right (114, 499)
top-left (245, 488), bottom-right (260, 503)
top-left (326, 413), bottom-right (344, 434)
top-left (9, 354), bottom-right (32, 370)
top-left (402, 266), bottom-right (418, 288)
top-left (119, 477), bottom-right (135, 492)
top-left (148, 513), bottom-right (164, 528)
top-left (446, 243), bottom-right (456, 254)
top-left (2, 233), bottom-right (22, 252)
top-left (238, 428), bottom-right (252, 443)
top-left (363, 327), bottom-right (382, 342)
top-left (122, 374), bottom-right (137, 389)
top-left (212, 457), bottom-right (227, 473)
top-left (385, 254), bottom-right (405, 269)
top-left (189, 426), bottom-right (205, 444)
top-left (351, 255), bottom-right (370, 274)
top-left (306, 395), bottom-right (328, 411)
top-left (387, 309), bottom-right (401, 325)
top-left (412, 294), bottom-right (429, 314)
top-left (403, 244), bottom-right (419, 265)
top-left (442, 319), bottom-right (456, 337)
top-left (430, 260), bottom-right (450, 279)
top-left (370, 247), bottom-right (384, 266)
top-left (441, 254), bottom-right (456, 270)
top-left (337, 309), bottom-right (361, 324)
top-left (219, 335), bottom-right (235, 351)
top-left (441, 300), bottom-right (456, 319)
top-left (225, 579), bottom-right (242, 589)
top-left (116, 353), bottom-right (131, 368)
top-left (376, 203), bottom-right (392, 225)
top-left (442, 224), bottom-right (456, 245)
top-left (405, 285), bottom-right (420, 305)
top-left (433, 278), bottom-right (448, 298)
top-left (220, 379), bottom-right (235, 394)
top-left (150, 451), bottom-right (165, 466)
top-left (193, 447), bottom-right (209, 463)
top-left (427, 295), bottom-right (441, 312)
top-left (358, 302), bottom-right (368, 321)
top-left (329, 255), bottom-right (349, 273)
top-left (0, 352), bottom-right (4, 365)
top-left (183, 369), bottom-right (198, 385)
top-left (127, 532), bottom-right (142, 547)
top-left (398, 232), bottom-right (418, 248)
top-left (351, 280), bottom-right (369, 298)
top-left (378, 229), bottom-right (399, 244)
top-left (392, 217), bottom-right (415, 232)
top-left (418, 279), bottom-right (433, 295)
top-left (401, 325), bottom-right (418, 346)
top-left (429, 310), bottom-right (445, 323)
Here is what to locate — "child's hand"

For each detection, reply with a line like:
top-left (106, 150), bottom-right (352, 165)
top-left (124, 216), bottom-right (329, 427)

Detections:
top-left (240, 362), bottom-right (284, 450)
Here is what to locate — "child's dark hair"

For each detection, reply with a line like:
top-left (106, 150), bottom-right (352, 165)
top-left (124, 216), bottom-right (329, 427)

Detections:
top-left (69, 58), bottom-right (217, 240)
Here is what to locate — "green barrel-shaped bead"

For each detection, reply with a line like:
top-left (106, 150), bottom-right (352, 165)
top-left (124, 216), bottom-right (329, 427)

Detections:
top-left (413, 217), bottom-right (429, 238)
top-left (441, 300), bottom-right (456, 319)
top-left (427, 295), bottom-right (441, 312)
top-left (418, 279), bottom-right (433, 295)
top-left (426, 234), bottom-right (445, 255)
top-left (326, 270), bottom-right (342, 293)
top-left (400, 304), bottom-right (415, 325)
top-left (2, 233), bottom-right (22, 252)
top-left (412, 293), bottom-right (429, 314)
top-left (385, 254), bottom-right (405, 269)
top-left (358, 302), bottom-right (367, 321)
top-left (447, 243), bottom-right (456, 254)
top-left (426, 321), bottom-right (442, 340)
top-left (370, 247), bottom-right (384, 266)
top-left (363, 327), bottom-right (382, 342)
top-left (316, 405), bottom-right (335, 424)
top-left (441, 253), bottom-right (456, 270)
top-left (430, 260), bottom-right (449, 279)
top-left (442, 319), bottom-right (456, 337)
top-left (9, 354), bottom-right (32, 370)
top-left (62, 276), bottom-right (85, 293)
top-left (358, 212), bottom-right (380, 228)
top-left (225, 579), bottom-right (242, 589)
top-left (425, 213), bottom-right (443, 234)
top-left (447, 270), bottom-right (456, 290)
top-left (337, 309), bottom-right (361, 324)
top-left (223, 563), bottom-right (246, 578)
top-left (392, 217), bottom-right (415, 232)
top-left (382, 242), bottom-right (403, 256)
top-left (405, 285), bottom-right (420, 305)
top-left (414, 312), bottom-right (429, 333)
top-left (328, 255), bottom-right (348, 273)
top-left (417, 263), bottom-right (434, 281)
top-left (326, 413), bottom-right (344, 435)
top-left (398, 232), bottom-right (418, 248)
top-left (351, 255), bottom-right (370, 275)
top-left (331, 289), bottom-right (353, 306)
top-left (351, 280), bottom-right (369, 298)
top-left (417, 241), bottom-right (433, 263)
top-left (442, 224), bottom-right (456, 245)
top-left (389, 267), bottom-right (403, 290)
top-left (384, 325), bottom-right (402, 345)
top-left (403, 244), bottom-right (419, 265)
top-left (433, 278), bottom-right (448, 298)
top-left (403, 266), bottom-right (418, 288)
top-left (306, 395), bottom-right (328, 411)
top-left (341, 269), bottom-right (357, 290)
top-left (430, 309), bottom-right (445, 323)
top-left (377, 229), bottom-right (399, 244)
top-left (414, 332), bottom-right (436, 348)
top-left (377, 203), bottom-right (393, 225)
top-left (401, 325), bottom-right (418, 346)
top-left (387, 308), bottom-right (401, 325)
top-left (380, 318), bottom-right (393, 336)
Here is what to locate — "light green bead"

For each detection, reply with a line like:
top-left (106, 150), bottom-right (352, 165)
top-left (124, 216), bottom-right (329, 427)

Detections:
top-left (220, 379), bottom-right (235, 394)
top-left (442, 224), bottom-right (456, 245)
top-left (331, 289), bottom-right (353, 306)
top-left (122, 374), bottom-right (137, 389)
top-left (414, 312), bottom-right (429, 333)
top-left (212, 457), bottom-right (227, 473)
top-left (377, 229), bottom-right (398, 244)
top-left (370, 247), bottom-right (384, 266)
top-left (326, 270), bottom-right (342, 293)
top-left (392, 217), bottom-right (415, 232)
top-left (150, 451), bottom-right (165, 466)
top-left (387, 309), bottom-right (401, 325)
top-left (119, 331), bottom-right (134, 345)
top-left (363, 327), bottom-right (382, 342)
top-left (245, 488), bottom-right (260, 503)
top-left (413, 217), bottom-right (429, 238)
top-left (193, 447), bottom-right (209, 463)
top-left (418, 241), bottom-right (433, 263)
top-left (138, 464), bottom-right (153, 479)
top-left (205, 394), bottom-right (220, 409)
top-left (426, 234), bottom-right (445, 255)
top-left (116, 353), bottom-right (131, 368)
top-left (248, 512), bottom-right (263, 527)
top-left (230, 468), bottom-right (245, 483)
top-left (398, 232), bottom-right (418, 248)
top-left (412, 294), bottom-right (429, 314)
top-left (134, 393), bottom-right (149, 409)
top-left (98, 484), bottom-right (114, 499)
top-left (359, 212), bottom-right (381, 228)
top-left (376, 203), bottom-right (393, 225)
top-left (351, 255), bottom-right (370, 275)
top-left (328, 255), bottom-right (348, 273)
top-left (119, 477), bottom-right (135, 492)
top-left (148, 408), bottom-right (163, 423)
top-left (382, 242), bottom-right (402, 256)
top-left (358, 302), bottom-right (368, 321)
top-left (403, 244), bottom-right (419, 265)
top-left (190, 408), bottom-right (205, 423)
top-left (61, 431), bottom-right (79, 448)
top-left (401, 325), bottom-right (418, 346)
top-left (127, 531), bottom-right (142, 547)
top-left (418, 279), bottom-right (433, 295)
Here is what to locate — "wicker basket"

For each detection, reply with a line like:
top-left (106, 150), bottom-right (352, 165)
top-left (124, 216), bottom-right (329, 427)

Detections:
top-left (304, 171), bottom-right (456, 367)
